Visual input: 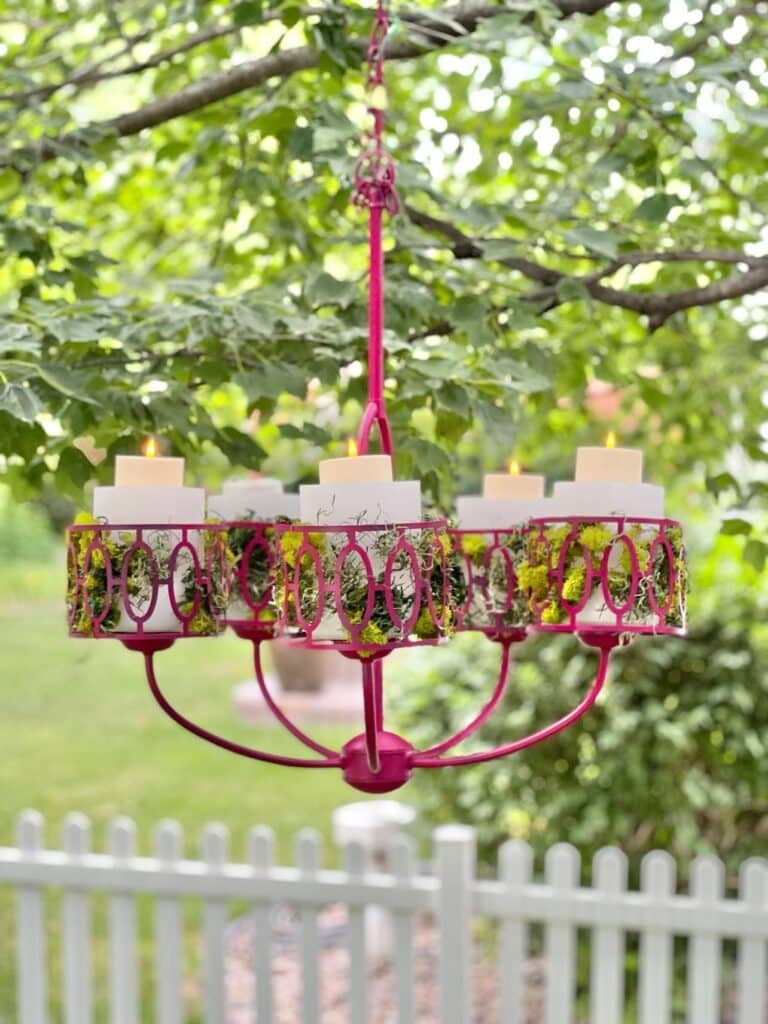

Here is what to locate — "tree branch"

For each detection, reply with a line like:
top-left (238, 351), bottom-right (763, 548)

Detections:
top-left (0, 22), bottom-right (239, 104)
top-left (1, 0), bottom-right (614, 169)
top-left (403, 203), bottom-right (768, 330)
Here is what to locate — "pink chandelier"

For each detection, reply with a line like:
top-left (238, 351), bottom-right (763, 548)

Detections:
top-left (66, 2), bottom-right (687, 793)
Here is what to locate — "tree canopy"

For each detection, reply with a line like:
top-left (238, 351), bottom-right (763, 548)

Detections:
top-left (0, 0), bottom-right (765, 559)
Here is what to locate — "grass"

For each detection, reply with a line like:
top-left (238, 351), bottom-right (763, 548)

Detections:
top-left (0, 558), bottom-right (365, 1020)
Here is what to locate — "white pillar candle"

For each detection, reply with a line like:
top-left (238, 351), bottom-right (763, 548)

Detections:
top-left (550, 435), bottom-right (663, 518)
top-left (318, 454), bottom-right (393, 485)
top-left (91, 451), bottom-right (206, 633)
top-left (114, 454), bottom-right (185, 487)
top-left (300, 480), bottom-right (420, 527)
top-left (93, 486), bottom-right (205, 524)
top-left (550, 481), bottom-right (664, 518)
top-left (457, 462), bottom-right (549, 528)
top-left (482, 464), bottom-right (545, 501)
top-left (457, 496), bottom-right (554, 530)
top-left (575, 437), bottom-right (643, 483)
top-left (208, 478), bottom-right (299, 521)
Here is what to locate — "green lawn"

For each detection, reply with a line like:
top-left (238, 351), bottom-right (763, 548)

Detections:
top-left (0, 560), bottom-right (362, 1019)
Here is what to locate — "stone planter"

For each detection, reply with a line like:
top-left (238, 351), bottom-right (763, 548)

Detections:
top-left (269, 637), bottom-right (326, 693)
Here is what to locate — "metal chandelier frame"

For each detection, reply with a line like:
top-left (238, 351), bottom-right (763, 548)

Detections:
top-left (66, 2), bottom-right (686, 793)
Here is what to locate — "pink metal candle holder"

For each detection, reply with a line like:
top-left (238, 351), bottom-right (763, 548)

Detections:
top-left (448, 527), bottom-right (529, 642)
top-left (274, 520), bottom-right (454, 657)
top-left (67, 521), bottom-right (229, 640)
top-left (218, 520), bottom-right (281, 641)
top-left (524, 516), bottom-right (687, 637)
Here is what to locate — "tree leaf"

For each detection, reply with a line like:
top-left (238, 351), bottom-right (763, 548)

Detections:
top-left (279, 422), bottom-right (332, 445)
top-left (720, 518), bottom-right (753, 536)
top-left (0, 382), bottom-right (42, 423)
top-left (632, 193), bottom-right (680, 224)
top-left (36, 364), bottom-right (98, 404)
top-left (0, 323), bottom-right (40, 356)
top-left (233, 0), bottom-right (262, 26)
top-left (563, 226), bottom-right (623, 259)
top-left (58, 446), bottom-right (94, 489)
top-left (304, 272), bottom-right (357, 309)
top-left (743, 539), bottom-right (767, 572)
top-left (216, 426), bottom-right (265, 467)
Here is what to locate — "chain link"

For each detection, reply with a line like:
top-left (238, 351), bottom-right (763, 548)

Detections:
top-left (352, 1), bottom-right (399, 213)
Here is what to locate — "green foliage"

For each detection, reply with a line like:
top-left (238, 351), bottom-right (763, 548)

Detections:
top-left (392, 608), bottom-right (768, 876)
top-left (0, 0), bottom-right (762, 536)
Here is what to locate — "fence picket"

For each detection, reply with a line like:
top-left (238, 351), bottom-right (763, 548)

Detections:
top-left (544, 843), bottom-right (580, 1024)
top-left (436, 824), bottom-right (476, 1024)
top-left (498, 839), bottom-right (533, 1024)
top-left (343, 840), bottom-right (367, 1024)
top-left (153, 820), bottom-right (183, 1024)
top-left (296, 829), bottom-right (322, 1024)
top-left (201, 824), bottom-right (229, 1024)
top-left (3, 812), bottom-right (768, 1023)
top-left (687, 854), bottom-right (725, 1024)
top-left (638, 850), bottom-right (675, 1024)
top-left (249, 826), bottom-right (275, 1024)
top-left (16, 810), bottom-right (47, 1024)
top-left (108, 817), bottom-right (139, 1024)
top-left (736, 858), bottom-right (767, 1024)
top-left (590, 847), bottom-right (628, 1024)
top-left (390, 835), bottom-right (416, 1024)
top-left (62, 813), bottom-right (92, 1024)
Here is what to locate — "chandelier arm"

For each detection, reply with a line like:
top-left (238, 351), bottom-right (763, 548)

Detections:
top-left (410, 643), bottom-right (614, 769)
top-left (250, 640), bottom-right (338, 758)
top-left (361, 660), bottom-right (382, 773)
top-left (143, 652), bottom-right (341, 768)
top-left (415, 635), bottom-right (517, 758)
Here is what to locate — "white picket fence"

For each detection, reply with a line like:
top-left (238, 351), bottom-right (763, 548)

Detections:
top-left (0, 811), bottom-right (766, 1024)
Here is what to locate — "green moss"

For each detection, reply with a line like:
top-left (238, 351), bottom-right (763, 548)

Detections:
top-left (562, 565), bottom-right (586, 603)
top-left (460, 533), bottom-right (488, 565)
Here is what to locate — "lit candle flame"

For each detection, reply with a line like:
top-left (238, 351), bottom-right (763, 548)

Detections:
top-left (605, 431), bottom-right (617, 449)
top-left (142, 437), bottom-right (158, 458)
top-left (508, 459), bottom-right (521, 476)
top-left (347, 438), bottom-right (358, 458)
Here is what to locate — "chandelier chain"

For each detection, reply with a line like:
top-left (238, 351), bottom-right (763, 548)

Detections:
top-left (354, 0), bottom-right (398, 457)
top-left (353, 0), bottom-right (399, 215)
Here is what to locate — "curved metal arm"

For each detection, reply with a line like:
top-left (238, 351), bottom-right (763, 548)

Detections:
top-left (251, 641), bottom-right (338, 758)
top-left (415, 636), bottom-right (516, 758)
top-left (411, 642), bottom-right (614, 768)
top-left (143, 652), bottom-right (341, 769)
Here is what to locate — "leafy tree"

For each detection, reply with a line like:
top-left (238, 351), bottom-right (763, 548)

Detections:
top-left (0, 0), bottom-right (764, 559)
